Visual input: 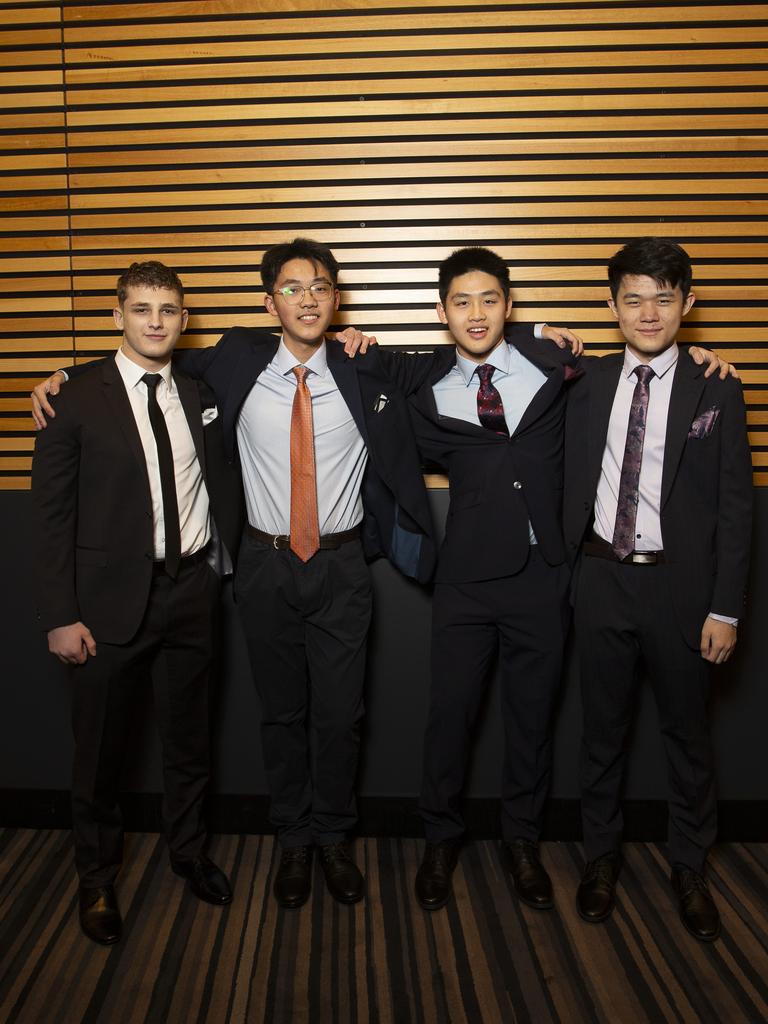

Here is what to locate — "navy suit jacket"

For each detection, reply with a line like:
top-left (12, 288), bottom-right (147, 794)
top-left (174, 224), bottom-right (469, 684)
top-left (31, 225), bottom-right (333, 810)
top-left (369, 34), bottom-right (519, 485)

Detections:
top-left (563, 350), bottom-right (753, 647)
top-left (174, 328), bottom-right (438, 583)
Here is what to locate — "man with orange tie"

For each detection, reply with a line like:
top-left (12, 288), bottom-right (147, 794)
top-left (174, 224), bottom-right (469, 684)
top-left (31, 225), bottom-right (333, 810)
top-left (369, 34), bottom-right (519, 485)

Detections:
top-left (156, 238), bottom-right (439, 908)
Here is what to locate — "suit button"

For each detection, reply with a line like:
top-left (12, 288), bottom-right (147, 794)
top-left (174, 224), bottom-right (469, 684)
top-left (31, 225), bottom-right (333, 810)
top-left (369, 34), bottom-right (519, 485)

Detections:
top-left (584, 502), bottom-right (590, 511)
top-left (513, 480), bottom-right (522, 490)
top-left (145, 552), bottom-right (153, 560)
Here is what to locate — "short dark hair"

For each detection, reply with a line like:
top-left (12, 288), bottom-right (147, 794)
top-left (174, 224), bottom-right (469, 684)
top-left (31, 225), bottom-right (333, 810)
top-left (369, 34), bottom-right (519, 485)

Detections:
top-left (438, 247), bottom-right (511, 305)
top-left (260, 237), bottom-right (340, 294)
top-left (608, 237), bottom-right (692, 300)
top-left (116, 261), bottom-right (184, 305)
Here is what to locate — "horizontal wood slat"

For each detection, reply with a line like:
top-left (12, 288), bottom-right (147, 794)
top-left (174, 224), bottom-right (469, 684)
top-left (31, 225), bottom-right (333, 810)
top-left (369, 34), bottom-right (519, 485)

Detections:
top-left (1, 0), bottom-right (766, 487)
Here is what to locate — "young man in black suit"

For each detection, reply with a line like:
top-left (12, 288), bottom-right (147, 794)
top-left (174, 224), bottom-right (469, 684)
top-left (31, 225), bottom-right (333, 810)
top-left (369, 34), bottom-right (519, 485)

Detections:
top-left (407, 247), bottom-right (581, 912)
top-left (32, 262), bottom-right (233, 945)
top-left (563, 238), bottom-right (752, 941)
top-left (164, 238), bottom-right (440, 909)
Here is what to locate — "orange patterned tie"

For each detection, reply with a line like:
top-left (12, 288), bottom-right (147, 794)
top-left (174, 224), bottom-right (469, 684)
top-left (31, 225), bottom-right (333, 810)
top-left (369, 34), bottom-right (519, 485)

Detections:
top-left (289, 365), bottom-right (320, 561)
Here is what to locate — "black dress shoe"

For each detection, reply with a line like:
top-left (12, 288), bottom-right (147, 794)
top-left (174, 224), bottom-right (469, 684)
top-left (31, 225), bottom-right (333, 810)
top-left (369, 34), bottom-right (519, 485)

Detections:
top-left (577, 851), bottom-right (621, 923)
top-left (502, 839), bottom-right (553, 910)
top-left (415, 840), bottom-right (460, 911)
top-left (171, 855), bottom-right (232, 905)
top-left (671, 865), bottom-right (721, 942)
top-left (79, 885), bottom-right (122, 945)
top-left (318, 842), bottom-right (365, 904)
top-left (274, 846), bottom-right (313, 909)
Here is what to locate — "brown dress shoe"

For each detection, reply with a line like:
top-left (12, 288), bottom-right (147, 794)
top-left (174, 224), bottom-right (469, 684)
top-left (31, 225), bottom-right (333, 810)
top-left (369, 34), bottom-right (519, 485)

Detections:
top-left (79, 885), bottom-right (122, 945)
top-left (671, 865), bottom-right (721, 942)
top-left (577, 851), bottom-right (621, 923)
top-left (274, 845), bottom-right (313, 908)
top-left (502, 839), bottom-right (553, 909)
top-left (414, 840), bottom-right (460, 911)
top-left (318, 842), bottom-right (365, 904)
top-left (171, 855), bottom-right (232, 905)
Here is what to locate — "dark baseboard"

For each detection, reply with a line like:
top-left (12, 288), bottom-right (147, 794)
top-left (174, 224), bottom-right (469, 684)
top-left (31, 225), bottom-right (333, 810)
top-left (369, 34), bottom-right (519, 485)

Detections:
top-left (1, 790), bottom-right (766, 842)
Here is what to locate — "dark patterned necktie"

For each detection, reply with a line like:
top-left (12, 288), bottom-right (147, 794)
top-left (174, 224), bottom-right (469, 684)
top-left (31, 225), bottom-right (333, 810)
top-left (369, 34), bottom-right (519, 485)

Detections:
top-left (612, 364), bottom-right (655, 560)
top-left (476, 363), bottom-right (509, 436)
top-left (141, 373), bottom-right (181, 577)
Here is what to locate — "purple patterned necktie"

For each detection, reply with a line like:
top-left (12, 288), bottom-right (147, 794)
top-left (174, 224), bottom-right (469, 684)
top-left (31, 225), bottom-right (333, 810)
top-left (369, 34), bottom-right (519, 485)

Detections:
top-left (476, 364), bottom-right (509, 436)
top-left (612, 363), bottom-right (655, 560)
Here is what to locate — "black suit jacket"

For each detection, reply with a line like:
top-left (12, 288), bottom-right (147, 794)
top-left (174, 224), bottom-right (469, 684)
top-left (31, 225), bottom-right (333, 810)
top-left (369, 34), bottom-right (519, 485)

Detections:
top-left (174, 327), bottom-right (438, 583)
top-left (407, 330), bottom-right (580, 584)
top-left (563, 350), bottom-right (753, 647)
top-left (32, 355), bottom-right (230, 644)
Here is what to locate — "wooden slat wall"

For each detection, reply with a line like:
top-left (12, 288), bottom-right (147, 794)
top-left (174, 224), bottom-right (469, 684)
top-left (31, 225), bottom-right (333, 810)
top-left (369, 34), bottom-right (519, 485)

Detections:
top-left (1, 0), bottom-right (767, 488)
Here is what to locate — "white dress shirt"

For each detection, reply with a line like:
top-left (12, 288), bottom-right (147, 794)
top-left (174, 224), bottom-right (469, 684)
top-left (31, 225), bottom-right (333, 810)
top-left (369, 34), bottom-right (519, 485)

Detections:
top-left (433, 339), bottom-right (547, 544)
top-left (594, 343), bottom-right (734, 623)
top-left (236, 339), bottom-right (366, 536)
top-left (115, 348), bottom-right (210, 559)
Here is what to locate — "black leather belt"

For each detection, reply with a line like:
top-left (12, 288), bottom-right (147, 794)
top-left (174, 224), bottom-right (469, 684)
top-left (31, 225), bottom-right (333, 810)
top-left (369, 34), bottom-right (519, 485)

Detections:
top-left (152, 545), bottom-right (211, 576)
top-left (246, 524), bottom-right (361, 551)
top-left (583, 531), bottom-right (665, 566)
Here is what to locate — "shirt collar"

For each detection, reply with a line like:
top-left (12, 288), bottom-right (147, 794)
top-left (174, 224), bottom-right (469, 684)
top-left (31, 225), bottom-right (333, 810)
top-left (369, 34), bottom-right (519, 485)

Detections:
top-left (275, 337), bottom-right (328, 378)
top-left (456, 337), bottom-right (511, 387)
top-left (622, 342), bottom-right (678, 381)
top-left (115, 346), bottom-right (174, 393)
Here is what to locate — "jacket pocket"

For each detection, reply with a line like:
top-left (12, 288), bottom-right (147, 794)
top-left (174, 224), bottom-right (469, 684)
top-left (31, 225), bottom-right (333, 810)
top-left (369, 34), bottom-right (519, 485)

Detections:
top-left (75, 547), bottom-right (108, 567)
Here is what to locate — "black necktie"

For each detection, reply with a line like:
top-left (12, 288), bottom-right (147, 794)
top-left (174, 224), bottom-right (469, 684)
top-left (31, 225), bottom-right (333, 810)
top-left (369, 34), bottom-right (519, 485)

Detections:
top-left (476, 363), bottom-right (509, 436)
top-left (141, 373), bottom-right (181, 578)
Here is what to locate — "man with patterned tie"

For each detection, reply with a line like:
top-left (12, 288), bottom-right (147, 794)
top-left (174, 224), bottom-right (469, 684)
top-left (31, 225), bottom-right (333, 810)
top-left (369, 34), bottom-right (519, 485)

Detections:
top-left (563, 238), bottom-right (753, 941)
top-left (31, 262), bottom-right (233, 945)
top-left (408, 247), bottom-right (582, 912)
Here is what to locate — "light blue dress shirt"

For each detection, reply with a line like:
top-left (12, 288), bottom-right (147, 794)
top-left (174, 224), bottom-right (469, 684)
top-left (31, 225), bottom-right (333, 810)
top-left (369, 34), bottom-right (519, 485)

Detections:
top-left (236, 339), bottom-right (367, 536)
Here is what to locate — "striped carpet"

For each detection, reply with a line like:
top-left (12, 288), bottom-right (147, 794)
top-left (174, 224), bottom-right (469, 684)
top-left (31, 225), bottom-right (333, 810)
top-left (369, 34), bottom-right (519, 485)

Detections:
top-left (1, 830), bottom-right (766, 1023)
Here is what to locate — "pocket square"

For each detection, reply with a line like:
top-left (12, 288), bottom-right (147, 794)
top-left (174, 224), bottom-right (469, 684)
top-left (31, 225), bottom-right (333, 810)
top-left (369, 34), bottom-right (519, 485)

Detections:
top-left (202, 406), bottom-right (219, 426)
top-left (688, 405), bottom-right (720, 439)
top-left (373, 394), bottom-right (389, 413)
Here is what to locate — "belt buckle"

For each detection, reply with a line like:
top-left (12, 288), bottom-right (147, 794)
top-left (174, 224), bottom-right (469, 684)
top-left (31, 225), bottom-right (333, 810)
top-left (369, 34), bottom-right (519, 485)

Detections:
top-left (630, 551), bottom-right (657, 565)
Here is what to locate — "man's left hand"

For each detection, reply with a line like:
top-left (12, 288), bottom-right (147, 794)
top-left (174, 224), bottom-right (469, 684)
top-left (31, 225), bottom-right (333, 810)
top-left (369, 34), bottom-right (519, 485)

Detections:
top-left (689, 346), bottom-right (739, 380)
top-left (700, 616), bottom-right (737, 664)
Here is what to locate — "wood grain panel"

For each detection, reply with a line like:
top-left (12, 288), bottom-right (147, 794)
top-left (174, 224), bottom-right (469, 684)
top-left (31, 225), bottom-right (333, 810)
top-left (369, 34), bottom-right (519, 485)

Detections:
top-left (0, 0), bottom-right (766, 486)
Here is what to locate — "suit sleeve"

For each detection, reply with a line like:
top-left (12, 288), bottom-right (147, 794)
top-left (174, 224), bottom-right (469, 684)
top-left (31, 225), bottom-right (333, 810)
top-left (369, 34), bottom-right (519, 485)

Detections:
top-left (31, 390), bottom-right (82, 631)
top-left (711, 379), bottom-right (753, 617)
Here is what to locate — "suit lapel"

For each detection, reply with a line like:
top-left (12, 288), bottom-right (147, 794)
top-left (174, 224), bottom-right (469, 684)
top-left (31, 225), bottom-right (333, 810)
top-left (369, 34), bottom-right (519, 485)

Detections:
top-left (174, 370), bottom-right (205, 474)
top-left (588, 355), bottom-right (624, 488)
top-left (660, 356), bottom-right (705, 508)
top-left (100, 356), bottom-right (151, 486)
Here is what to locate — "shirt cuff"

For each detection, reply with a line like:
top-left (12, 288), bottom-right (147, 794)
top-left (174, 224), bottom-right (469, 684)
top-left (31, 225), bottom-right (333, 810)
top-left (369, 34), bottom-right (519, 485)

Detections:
top-left (57, 369), bottom-right (69, 382)
top-left (533, 323), bottom-right (547, 340)
top-left (709, 613), bottom-right (738, 627)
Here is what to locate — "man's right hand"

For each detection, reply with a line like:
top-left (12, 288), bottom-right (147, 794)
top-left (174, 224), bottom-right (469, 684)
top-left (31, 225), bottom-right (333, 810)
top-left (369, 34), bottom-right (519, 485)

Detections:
top-left (47, 622), bottom-right (97, 665)
top-left (31, 371), bottom-right (66, 429)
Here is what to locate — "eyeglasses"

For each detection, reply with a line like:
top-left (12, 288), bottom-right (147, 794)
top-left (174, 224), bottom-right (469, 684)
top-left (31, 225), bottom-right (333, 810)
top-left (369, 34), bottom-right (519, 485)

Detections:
top-left (271, 282), bottom-right (335, 305)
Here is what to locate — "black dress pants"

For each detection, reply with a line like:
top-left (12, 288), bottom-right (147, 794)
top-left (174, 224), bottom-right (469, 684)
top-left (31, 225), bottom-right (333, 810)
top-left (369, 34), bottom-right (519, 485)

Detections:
top-left (235, 532), bottom-right (372, 848)
top-left (419, 547), bottom-right (571, 843)
top-left (574, 553), bottom-right (715, 871)
top-left (70, 558), bottom-right (219, 887)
